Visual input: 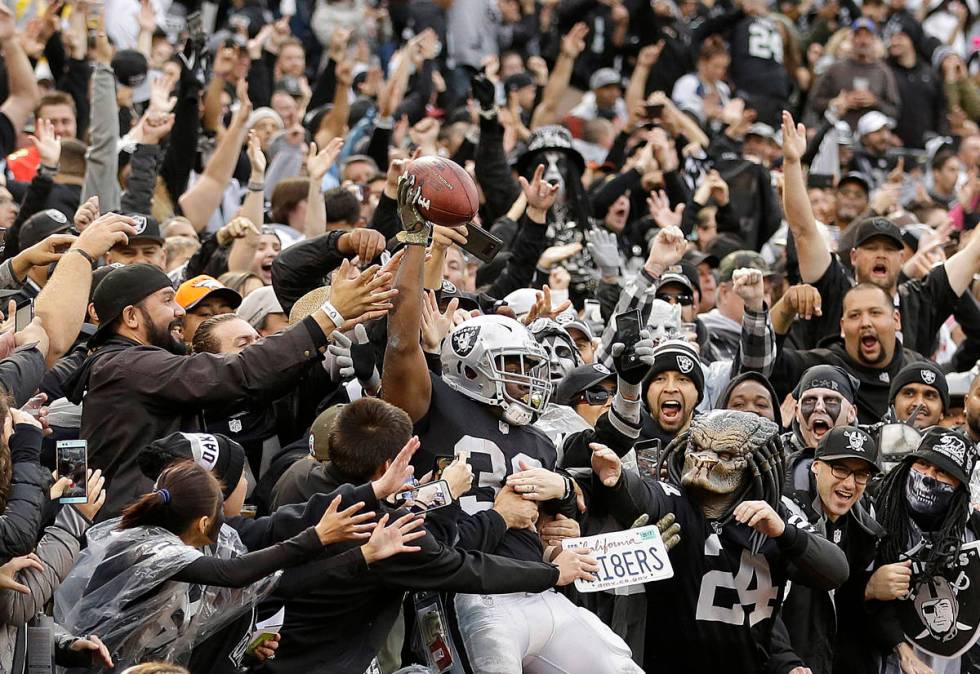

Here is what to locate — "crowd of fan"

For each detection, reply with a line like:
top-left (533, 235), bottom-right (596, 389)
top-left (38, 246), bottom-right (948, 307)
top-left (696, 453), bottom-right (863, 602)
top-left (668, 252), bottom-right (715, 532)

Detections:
top-left (0, 0), bottom-right (974, 671)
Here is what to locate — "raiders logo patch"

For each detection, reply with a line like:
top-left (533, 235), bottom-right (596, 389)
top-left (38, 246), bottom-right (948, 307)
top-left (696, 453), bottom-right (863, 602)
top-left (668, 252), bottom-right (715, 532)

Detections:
top-left (132, 215), bottom-right (147, 235)
top-left (844, 430), bottom-right (868, 453)
top-left (228, 418), bottom-right (242, 433)
top-left (677, 355), bottom-right (694, 374)
top-left (921, 369), bottom-right (937, 385)
top-left (441, 279), bottom-right (457, 294)
top-left (593, 363), bottom-right (611, 375)
top-left (47, 209), bottom-right (67, 224)
top-left (938, 434), bottom-right (968, 466)
top-left (451, 325), bottom-right (480, 357)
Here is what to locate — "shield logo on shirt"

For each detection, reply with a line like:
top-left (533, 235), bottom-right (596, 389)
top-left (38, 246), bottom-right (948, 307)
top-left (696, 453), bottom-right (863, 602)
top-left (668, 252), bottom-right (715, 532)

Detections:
top-left (451, 326), bottom-right (480, 357)
top-left (921, 370), bottom-right (937, 385)
top-left (228, 418), bottom-right (242, 433)
top-left (899, 541), bottom-right (980, 658)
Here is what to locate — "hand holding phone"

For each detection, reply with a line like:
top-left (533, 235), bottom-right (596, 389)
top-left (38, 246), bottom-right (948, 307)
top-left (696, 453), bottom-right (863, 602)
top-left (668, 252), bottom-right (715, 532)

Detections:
top-left (460, 224), bottom-right (504, 264)
top-left (611, 309), bottom-right (646, 382)
top-left (56, 440), bottom-right (88, 504)
top-left (393, 480), bottom-right (454, 511)
top-left (14, 299), bottom-right (33, 332)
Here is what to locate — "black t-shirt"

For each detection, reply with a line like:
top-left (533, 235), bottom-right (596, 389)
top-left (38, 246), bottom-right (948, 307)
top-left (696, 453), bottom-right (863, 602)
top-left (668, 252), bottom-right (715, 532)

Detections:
top-left (414, 374), bottom-right (559, 563)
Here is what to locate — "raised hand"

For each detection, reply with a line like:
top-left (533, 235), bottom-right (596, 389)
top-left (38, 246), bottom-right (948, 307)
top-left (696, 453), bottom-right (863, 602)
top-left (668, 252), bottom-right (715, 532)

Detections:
top-left (73, 196), bottom-right (100, 232)
top-left (537, 242), bottom-right (582, 270)
top-left (560, 22), bottom-right (589, 59)
top-left (306, 137), bottom-right (344, 181)
top-left (216, 217), bottom-right (260, 246)
top-left (342, 228), bottom-right (386, 264)
top-left (731, 268), bottom-right (765, 312)
top-left (327, 323), bottom-right (379, 388)
top-left (324, 258), bottom-right (397, 325)
top-left (521, 284), bottom-right (572, 325)
top-left (74, 213), bottom-right (138, 259)
top-left (440, 456), bottom-right (474, 500)
top-left (781, 110), bottom-right (806, 164)
top-left (775, 283), bottom-right (822, 323)
top-left (586, 227), bottom-right (622, 278)
top-left (30, 118), bottom-right (61, 168)
top-left (644, 225), bottom-right (687, 276)
top-left (421, 291), bottom-right (458, 354)
top-left (246, 130), bottom-right (267, 177)
top-left (314, 495), bottom-right (376, 545)
top-left (591, 442), bottom-right (622, 487)
top-left (73, 468), bottom-right (106, 521)
top-left (647, 190), bottom-right (685, 229)
top-left (372, 435), bottom-right (420, 499)
top-left (519, 164), bottom-right (560, 215)
top-left (149, 71), bottom-right (177, 113)
top-left (360, 512), bottom-right (427, 564)
top-left (656, 513), bottom-right (681, 550)
top-left (396, 173), bottom-right (429, 237)
top-left (141, 111), bottom-right (175, 145)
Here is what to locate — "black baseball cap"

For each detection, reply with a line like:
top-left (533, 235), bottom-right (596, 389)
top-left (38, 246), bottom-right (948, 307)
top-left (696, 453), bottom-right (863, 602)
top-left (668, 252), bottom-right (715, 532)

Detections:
top-left (656, 265), bottom-right (695, 295)
top-left (684, 249), bottom-right (719, 269)
top-left (815, 426), bottom-right (880, 472)
top-left (554, 363), bottom-right (615, 406)
top-left (504, 72), bottom-right (535, 93)
top-left (19, 209), bottom-right (71, 250)
top-left (123, 213), bottom-right (165, 245)
top-left (111, 50), bottom-right (149, 89)
top-left (853, 217), bottom-right (903, 250)
top-left (90, 263), bottom-right (174, 345)
top-left (909, 427), bottom-right (975, 486)
top-left (838, 172), bottom-right (872, 194)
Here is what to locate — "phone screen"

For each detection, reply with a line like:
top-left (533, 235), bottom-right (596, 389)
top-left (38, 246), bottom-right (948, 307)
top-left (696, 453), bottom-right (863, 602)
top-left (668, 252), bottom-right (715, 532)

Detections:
top-left (634, 438), bottom-right (661, 479)
top-left (15, 300), bottom-right (33, 332)
top-left (613, 309), bottom-right (643, 371)
top-left (56, 440), bottom-right (87, 504)
top-left (393, 480), bottom-right (453, 511)
top-left (460, 225), bottom-right (504, 264)
top-left (644, 103), bottom-right (664, 120)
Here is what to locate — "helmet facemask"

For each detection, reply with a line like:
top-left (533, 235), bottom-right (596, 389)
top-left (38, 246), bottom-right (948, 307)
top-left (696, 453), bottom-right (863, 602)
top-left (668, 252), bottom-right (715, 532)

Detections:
top-left (487, 350), bottom-right (553, 426)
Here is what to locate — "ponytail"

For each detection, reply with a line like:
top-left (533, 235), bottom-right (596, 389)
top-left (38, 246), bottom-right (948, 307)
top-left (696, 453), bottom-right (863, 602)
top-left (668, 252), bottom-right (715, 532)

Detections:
top-left (119, 460), bottom-right (223, 537)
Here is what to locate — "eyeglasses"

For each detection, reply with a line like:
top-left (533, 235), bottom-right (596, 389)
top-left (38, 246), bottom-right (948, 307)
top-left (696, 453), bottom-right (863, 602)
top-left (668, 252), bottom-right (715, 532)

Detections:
top-left (827, 462), bottom-right (873, 485)
top-left (655, 293), bottom-right (694, 307)
top-left (579, 388), bottom-right (612, 405)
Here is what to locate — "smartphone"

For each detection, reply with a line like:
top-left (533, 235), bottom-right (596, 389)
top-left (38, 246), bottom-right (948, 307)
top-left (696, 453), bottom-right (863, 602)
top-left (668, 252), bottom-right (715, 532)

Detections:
top-left (644, 103), bottom-right (665, 119)
top-left (432, 456), bottom-right (454, 481)
top-left (634, 438), bottom-right (662, 479)
top-left (613, 309), bottom-right (644, 372)
top-left (56, 440), bottom-right (88, 504)
top-left (14, 299), bottom-right (32, 332)
top-left (460, 224), bottom-right (504, 264)
top-left (852, 77), bottom-right (869, 92)
top-left (393, 479), bottom-right (453, 511)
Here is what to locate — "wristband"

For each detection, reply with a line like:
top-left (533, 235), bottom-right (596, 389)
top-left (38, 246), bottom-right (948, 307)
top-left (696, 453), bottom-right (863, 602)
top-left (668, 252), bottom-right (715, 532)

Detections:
top-left (319, 300), bottom-right (345, 328)
top-left (247, 181), bottom-right (265, 192)
top-left (68, 248), bottom-right (97, 267)
top-left (396, 229), bottom-right (430, 246)
top-left (37, 163), bottom-right (59, 178)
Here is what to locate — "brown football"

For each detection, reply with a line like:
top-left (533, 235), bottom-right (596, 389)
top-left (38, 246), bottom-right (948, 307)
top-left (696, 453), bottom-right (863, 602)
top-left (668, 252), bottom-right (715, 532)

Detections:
top-left (406, 156), bottom-right (479, 227)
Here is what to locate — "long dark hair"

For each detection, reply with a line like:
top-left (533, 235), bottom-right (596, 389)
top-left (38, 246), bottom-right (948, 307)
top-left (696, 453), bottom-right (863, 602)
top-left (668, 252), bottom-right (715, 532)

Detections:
top-left (0, 393), bottom-right (12, 512)
top-left (120, 461), bottom-right (224, 540)
top-left (876, 459), bottom-right (970, 580)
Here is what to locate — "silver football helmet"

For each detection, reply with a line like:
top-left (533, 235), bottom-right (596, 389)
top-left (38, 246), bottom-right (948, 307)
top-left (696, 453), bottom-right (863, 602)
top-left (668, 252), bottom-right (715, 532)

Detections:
top-left (442, 315), bottom-right (553, 426)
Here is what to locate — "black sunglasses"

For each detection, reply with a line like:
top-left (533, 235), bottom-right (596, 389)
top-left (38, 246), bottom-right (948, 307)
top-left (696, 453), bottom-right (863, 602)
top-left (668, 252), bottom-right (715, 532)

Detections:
top-left (655, 293), bottom-right (694, 307)
top-left (579, 388), bottom-right (613, 405)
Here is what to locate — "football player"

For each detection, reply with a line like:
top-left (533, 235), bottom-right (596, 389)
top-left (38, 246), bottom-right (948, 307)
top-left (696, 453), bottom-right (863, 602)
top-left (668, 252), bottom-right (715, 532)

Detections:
top-left (382, 170), bottom-right (645, 673)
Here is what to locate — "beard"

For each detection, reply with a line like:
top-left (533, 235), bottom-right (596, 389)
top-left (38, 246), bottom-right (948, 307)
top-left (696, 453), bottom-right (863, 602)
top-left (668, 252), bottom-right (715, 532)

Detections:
top-left (140, 308), bottom-right (186, 355)
top-left (968, 412), bottom-right (980, 441)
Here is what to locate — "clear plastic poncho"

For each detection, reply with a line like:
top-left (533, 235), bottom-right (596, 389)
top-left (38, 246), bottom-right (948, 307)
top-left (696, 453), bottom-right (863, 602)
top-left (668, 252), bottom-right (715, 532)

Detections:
top-left (55, 518), bottom-right (279, 672)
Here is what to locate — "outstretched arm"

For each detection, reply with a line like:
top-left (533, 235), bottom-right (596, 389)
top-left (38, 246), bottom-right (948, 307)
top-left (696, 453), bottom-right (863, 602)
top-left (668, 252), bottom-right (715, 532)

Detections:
top-left (381, 177), bottom-right (433, 422)
top-left (0, 6), bottom-right (41, 142)
top-left (781, 111), bottom-right (832, 283)
top-left (530, 23), bottom-right (588, 129)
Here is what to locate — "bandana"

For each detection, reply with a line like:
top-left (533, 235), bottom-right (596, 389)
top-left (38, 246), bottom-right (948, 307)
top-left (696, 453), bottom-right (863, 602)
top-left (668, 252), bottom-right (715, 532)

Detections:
top-left (906, 469), bottom-right (956, 522)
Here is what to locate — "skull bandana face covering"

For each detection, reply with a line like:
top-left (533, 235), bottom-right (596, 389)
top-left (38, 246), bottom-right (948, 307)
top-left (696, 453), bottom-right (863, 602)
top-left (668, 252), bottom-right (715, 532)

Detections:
top-left (905, 469), bottom-right (956, 519)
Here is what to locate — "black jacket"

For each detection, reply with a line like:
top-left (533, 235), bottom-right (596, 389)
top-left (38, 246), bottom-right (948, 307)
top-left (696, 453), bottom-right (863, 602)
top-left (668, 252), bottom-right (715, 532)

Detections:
top-left (270, 230), bottom-right (348, 316)
top-left (0, 425), bottom-right (51, 564)
top-left (65, 320), bottom-right (330, 519)
top-left (775, 448), bottom-right (885, 674)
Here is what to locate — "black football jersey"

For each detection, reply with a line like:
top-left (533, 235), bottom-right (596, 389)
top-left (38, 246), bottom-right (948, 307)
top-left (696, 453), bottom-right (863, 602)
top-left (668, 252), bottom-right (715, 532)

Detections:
top-left (414, 374), bottom-right (558, 563)
top-left (730, 16), bottom-right (791, 101)
top-left (600, 473), bottom-right (814, 674)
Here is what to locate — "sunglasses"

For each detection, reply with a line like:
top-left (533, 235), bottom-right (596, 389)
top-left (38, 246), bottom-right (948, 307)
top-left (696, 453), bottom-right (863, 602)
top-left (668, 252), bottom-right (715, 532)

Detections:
top-left (579, 388), bottom-right (613, 405)
top-left (655, 293), bottom-right (694, 307)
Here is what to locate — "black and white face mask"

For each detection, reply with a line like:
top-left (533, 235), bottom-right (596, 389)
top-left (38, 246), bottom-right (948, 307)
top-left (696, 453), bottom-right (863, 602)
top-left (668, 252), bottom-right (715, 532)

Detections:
top-left (905, 469), bottom-right (956, 518)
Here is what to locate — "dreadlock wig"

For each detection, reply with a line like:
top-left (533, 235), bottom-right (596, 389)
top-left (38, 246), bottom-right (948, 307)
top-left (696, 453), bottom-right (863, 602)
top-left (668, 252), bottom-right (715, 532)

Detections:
top-left (875, 457), bottom-right (971, 581)
top-left (657, 410), bottom-right (784, 523)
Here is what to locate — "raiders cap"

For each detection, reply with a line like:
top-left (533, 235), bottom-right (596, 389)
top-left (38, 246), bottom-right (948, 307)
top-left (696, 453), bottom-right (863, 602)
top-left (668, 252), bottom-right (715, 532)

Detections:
top-left (815, 426), bottom-right (880, 472)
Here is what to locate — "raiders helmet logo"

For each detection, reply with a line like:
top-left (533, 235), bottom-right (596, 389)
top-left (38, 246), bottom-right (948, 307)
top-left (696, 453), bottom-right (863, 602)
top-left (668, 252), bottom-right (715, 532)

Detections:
top-left (228, 418), bottom-right (243, 433)
top-left (921, 369), bottom-right (937, 385)
top-left (451, 325), bottom-right (480, 357)
top-left (441, 279), bottom-right (457, 294)
top-left (677, 355), bottom-right (695, 374)
top-left (593, 363), bottom-right (611, 374)
top-left (844, 430), bottom-right (868, 453)
top-left (132, 215), bottom-right (147, 235)
top-left (47, 209), bottom-right (67, 224)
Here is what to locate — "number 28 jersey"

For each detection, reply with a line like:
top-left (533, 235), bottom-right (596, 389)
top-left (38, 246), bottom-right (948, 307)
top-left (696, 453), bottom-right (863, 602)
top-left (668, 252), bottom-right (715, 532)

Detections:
top-left (413, 373), bottom-right (559, 564)
top-left (599, 470), bottom-right (826, 674)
